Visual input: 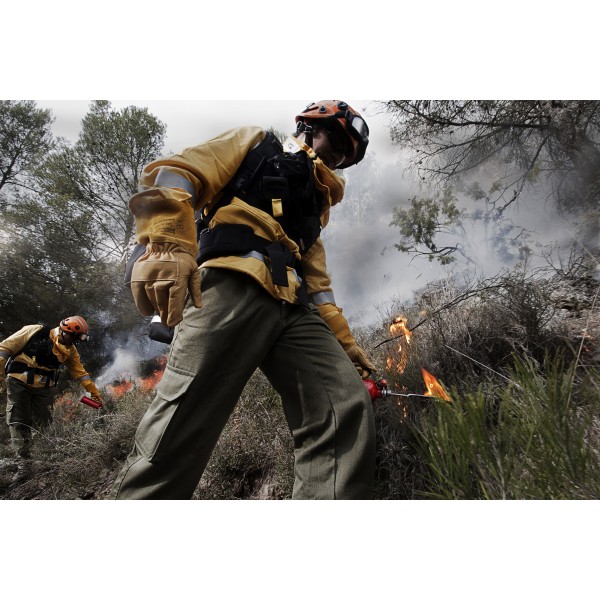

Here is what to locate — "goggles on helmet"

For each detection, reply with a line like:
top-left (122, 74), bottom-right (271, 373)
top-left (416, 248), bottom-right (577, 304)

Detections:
top-left (336, 108), bottom-right (369, 147)
top-left (61, 330), bottom-right (89, 342)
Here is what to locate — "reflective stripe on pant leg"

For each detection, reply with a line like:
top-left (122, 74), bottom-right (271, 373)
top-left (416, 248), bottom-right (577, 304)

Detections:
top-left (109, 268), bottom-right (285, 499)
top-left (260, 305), bottom-right (375, 499)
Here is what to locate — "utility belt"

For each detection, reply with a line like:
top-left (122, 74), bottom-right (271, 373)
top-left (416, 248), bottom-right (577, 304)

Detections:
top-left (6, 359), bottom-right (60, 387)
top-left (197, 223), bottom-right (309, 305)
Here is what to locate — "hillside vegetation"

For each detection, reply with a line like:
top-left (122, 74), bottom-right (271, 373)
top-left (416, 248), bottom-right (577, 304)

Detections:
top-left (1, 258), bottom-right (598, 500)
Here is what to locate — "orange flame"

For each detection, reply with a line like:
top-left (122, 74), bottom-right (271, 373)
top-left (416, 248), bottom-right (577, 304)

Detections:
top-left (421, 368), bottom-right (451, 401)
top-left (385, 315), bottom-right (412, 375)
top-left (54, 391), bottom-right (80, 420)
top-left (135, 369), bottom-right (164, 391)
top-left (106, 356), bottom-right (167, 398)
top-left (107, 379), bottom-right (134, 398)
top-left (390, 316), bottom-right (412, 343)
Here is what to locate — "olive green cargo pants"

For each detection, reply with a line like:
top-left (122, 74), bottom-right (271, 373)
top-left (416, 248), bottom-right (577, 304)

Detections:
top-left (109, 268), bottom-right (375, 499)
top-left (6, 377), bottom-right (55, 459)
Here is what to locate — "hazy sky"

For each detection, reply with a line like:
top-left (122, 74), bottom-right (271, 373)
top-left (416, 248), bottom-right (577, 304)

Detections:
top-left (35, 98), bottom-right (434, 325)
top-left (37, 99), bottom-right (396, 161)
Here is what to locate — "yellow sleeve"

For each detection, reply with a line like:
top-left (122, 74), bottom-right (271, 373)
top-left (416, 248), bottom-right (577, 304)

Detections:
top-left (63, 348), bottom-right (90, 382)
top-left (301, 239), bottom-right (357, 351)
top-left (0, 325), bottom-right (43, 358)
top-left (129, 126), bottom-right (266, 254)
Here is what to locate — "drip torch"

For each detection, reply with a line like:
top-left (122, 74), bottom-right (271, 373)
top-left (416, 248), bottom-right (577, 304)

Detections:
top-left (80, 395), bottom-right (103, 409)
top-left (363, 378), bottom-right (440, 402)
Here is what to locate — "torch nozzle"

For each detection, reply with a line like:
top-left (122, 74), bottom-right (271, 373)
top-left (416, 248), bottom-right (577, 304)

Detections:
top-left (363, 378), bottom-right (444, 402)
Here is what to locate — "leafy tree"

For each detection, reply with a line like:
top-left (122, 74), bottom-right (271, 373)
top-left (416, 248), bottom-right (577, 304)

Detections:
top-left (0, 100), bottom-right (54, 204)
top-left (36, 100), bottom-right (167, 261)
top-left (379, 100), bottom-right (600, 263)
top-left (0, 101), bottom-right (166, 344)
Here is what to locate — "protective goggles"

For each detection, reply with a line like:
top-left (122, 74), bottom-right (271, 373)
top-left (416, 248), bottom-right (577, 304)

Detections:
top-left (61, 329), bottom-right (89, 342)
top-left (335, 108), bottom-right (369, 146)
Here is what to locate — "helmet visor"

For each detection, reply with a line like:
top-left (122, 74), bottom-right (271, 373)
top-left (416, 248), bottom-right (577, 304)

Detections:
top-left (345, 113), bottom-right (369, 145)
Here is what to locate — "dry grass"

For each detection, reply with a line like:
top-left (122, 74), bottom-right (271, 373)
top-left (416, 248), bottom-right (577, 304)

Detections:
top-left (1, 261), bottom-right (598, 500)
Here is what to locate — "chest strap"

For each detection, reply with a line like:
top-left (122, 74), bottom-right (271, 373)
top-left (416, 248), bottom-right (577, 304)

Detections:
top-left (6, 360), bottom-right (60, 387)
top-left (197, 224), bottom-right (308, 305)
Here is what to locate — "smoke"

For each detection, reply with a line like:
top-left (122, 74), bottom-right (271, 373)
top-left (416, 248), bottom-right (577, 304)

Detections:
top-left (322, 153), bottom-right (449, 326)
top-left (96, 347), bottom-right (142, 387)
top-left (322, 148), bottom-right (598, 328)
top-left (92, 314), bottom-right (169, 388)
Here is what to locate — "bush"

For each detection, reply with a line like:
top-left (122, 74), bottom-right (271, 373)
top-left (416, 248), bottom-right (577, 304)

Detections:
top-left (414, 354), bottom-right (600, 499)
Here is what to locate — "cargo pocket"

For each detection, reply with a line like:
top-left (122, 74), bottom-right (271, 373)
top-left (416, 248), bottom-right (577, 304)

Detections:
top-left (135, 366), bottom-right (195, 463)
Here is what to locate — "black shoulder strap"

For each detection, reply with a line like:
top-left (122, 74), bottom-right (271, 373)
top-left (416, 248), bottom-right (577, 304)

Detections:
top-left (197, 131), bottom-right (283, 230)
top-left (24, 325), bottom-right (51, 349)
top-left (226, 131), bottom-right (283, 197)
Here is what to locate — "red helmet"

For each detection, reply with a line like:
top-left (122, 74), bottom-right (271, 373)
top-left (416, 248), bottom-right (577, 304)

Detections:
top-left (60, 316), bottom-right (89, 340)
top-left (295, 100), bottom-right (369, 168)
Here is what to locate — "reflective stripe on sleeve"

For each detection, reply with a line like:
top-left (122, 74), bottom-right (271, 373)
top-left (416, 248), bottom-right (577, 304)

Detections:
top-left (309, 291), bottom-right (336, 305)
top-left (77, 375), bottom-right (91, 382)
top-left (0, 350), bottom-right (11, 359)
top-left (155, 168), bottom-right (196, 199)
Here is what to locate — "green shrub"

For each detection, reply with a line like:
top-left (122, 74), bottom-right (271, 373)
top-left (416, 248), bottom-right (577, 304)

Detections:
top-left (414, 354), bottom-right (600, 499)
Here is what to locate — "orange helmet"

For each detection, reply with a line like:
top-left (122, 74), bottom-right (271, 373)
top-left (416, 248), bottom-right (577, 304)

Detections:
top-left (60, 316), bottom-right (90, 340)
top-left (295, 100), bottom-right (369, 168)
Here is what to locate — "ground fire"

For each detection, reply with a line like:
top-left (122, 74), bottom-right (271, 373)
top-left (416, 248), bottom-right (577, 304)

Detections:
top-left (106, 355), bottom-right (167, 398)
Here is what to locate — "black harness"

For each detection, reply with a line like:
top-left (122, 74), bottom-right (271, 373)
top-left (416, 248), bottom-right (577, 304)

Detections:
top-left (125, 132), bottom-right (324, 305)
top-left (5, 325), bottom-right (62, 387)
top-left (196, 132), bottom-right (323, 302)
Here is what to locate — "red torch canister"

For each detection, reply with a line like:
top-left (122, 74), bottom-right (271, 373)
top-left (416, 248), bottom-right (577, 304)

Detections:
top-left (80, 395), bottom-right (103, 409)
top-left (363, 378), bottom-right (383, 401)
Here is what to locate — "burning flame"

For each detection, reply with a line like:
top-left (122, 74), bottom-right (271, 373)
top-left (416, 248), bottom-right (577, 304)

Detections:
top-left (54, 391), bottom-right (80, 420)
top-left (107, 379), bottom-right (134, 398)
top-left (386, 316), bottom-right (412, 374)
top-left (421, 368), bottom-right (451, 401)
top-left (106, 356), bottom-right (167, 398)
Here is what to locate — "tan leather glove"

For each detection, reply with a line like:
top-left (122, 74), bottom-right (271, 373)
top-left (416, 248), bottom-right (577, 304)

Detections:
top-left (82, 379), bottom-right (103, 403)
top-left (0, 377), bottom-right (6, 395)
top-left (345, 345), bottom-right (376, 379)
top-left (130, 242), bottom-right (202, 327)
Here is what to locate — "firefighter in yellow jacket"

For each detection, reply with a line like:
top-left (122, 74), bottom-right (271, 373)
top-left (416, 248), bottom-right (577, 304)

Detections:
top-left (110, 100), bottom-right (377, 499)
top-left (0, 316), bottom-right (102, 459)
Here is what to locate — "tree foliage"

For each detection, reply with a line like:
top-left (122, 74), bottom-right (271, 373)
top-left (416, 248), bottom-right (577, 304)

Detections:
top-left (379, 100), bottom-right (600, 263)
top-left (36, 100), bottom-right (167, 261)
top-left (0, 101), bottom-right (166, 343)
top-left (0, 100), bottom-right (54, 202)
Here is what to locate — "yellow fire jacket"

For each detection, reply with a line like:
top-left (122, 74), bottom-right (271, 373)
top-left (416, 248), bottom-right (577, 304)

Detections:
top-left (0, 325), bottom-right (96, 390)
top-left (131, 126), bottom-right (359, 350)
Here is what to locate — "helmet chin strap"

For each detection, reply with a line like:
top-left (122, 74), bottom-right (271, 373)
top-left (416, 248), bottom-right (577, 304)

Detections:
top-left (296, 121), bottom-right (314, 151)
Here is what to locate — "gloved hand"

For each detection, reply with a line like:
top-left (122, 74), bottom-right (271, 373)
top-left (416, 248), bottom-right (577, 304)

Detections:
top-left (0, 377), bottom-right (6, 395)
top-left (82, 379), bottom-right (103, 405)
top-left (130, 242), bottom-right (203, 327)
top-left (345, 344), bottom-right (376, 379)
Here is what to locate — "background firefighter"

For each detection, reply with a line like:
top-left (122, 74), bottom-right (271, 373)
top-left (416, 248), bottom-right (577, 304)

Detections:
top-left (0, 316), bottom-right (102, 460)
top-left (110, 100), bottom-right (376, 500)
